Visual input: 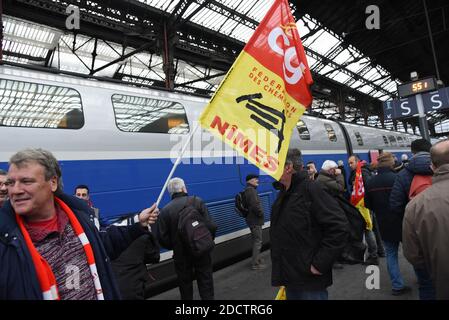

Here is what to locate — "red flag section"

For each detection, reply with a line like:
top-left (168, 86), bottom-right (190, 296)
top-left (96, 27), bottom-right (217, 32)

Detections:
top-left (244, 0), bottom-right (313, 108)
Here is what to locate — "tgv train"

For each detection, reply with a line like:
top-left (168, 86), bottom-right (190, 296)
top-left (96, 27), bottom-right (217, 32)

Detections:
top-left (0, 65), bottom-right (436, 294)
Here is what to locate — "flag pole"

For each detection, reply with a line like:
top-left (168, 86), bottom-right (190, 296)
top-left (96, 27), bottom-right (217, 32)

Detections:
top-left (156, 122), bottom-right (200, 207)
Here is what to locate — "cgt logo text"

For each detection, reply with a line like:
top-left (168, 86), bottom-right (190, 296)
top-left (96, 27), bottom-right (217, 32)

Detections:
top-left (268, 24), bottom-right (306, 85)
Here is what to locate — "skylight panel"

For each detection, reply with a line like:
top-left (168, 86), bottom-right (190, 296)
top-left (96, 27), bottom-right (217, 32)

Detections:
top-left (305, 31), bottom-right (340, 56)
top-left (329, 72), bottom-right (351, 84)
top-left (332, 49), bottom-right (351, 65)
top-left (359, 85), bottom-right (374, 94)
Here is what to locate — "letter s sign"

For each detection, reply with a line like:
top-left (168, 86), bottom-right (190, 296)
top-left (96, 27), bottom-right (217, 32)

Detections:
top-left (400, 101), bottom-right (411, 116)
top-left (268, 27), bottom-right (306, 85)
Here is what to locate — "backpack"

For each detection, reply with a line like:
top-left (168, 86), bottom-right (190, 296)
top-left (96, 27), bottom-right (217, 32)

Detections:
top-left (177, 197), bottom-right (215, 257)
top-left (235, 190), bottom-right (249, 218)
top-left (409, 174), bottom-right (432, 200)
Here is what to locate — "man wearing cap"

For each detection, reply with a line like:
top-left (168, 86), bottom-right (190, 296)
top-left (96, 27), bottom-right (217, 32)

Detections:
top-left (316, 160), bottom-right (345, 197)
top-left (244, 174), bottom-right (265, 270)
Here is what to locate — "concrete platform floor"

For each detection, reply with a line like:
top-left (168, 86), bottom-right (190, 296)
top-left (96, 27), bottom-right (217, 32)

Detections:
top-left (151, 249), bottom-right (419, 300)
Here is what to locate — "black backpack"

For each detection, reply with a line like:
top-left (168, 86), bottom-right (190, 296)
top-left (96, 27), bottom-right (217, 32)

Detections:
top-left (177, 197), bottom-right (215, 257)
top-left (235, 190), bottom-right (249, 218)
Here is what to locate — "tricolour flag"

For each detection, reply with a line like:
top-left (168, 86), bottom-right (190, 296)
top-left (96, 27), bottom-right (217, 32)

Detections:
top-left (350, 161), bottom-right (373, 230)
top-left (199, 0), bottom-right (313, 180)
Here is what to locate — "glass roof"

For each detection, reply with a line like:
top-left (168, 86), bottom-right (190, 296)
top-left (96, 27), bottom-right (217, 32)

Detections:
top-left (1, 1), bottom-right (424, 133)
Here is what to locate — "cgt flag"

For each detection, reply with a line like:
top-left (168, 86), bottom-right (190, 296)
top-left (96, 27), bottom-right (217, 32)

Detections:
top-left (350, 161), bottom-right (373, 230)
top-left (199, 0), bottom-right (313, 180)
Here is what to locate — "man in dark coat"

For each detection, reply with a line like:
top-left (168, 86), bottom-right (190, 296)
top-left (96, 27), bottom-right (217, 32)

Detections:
top-left (365, 152), bottom-right (411, 296)
top-left (270, 149), bottom-right (348, 300)
top-left (156, 177), bottom-right (217, 300)
top-left (243, 174), bottom-right (265, 270)
top-left (0, 148), bottom-right (159, 300)
top-left (389, 138), bottom-right (435, 300)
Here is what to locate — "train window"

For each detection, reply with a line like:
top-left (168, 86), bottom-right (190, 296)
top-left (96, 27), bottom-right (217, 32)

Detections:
top-left (354, 131), bottom-right (364, 146)
top-left (382, 135), bottom-right (389, 145)
top-left (405, 136), bottom-right (411, 147)
top-left (397, 136), bottom-right (405, 147)
top-left (324, 123), bottom-right (337, 142)
top-left (388, 135), bottom-right (397, 146)
top-left (296, 119), bottom-right (310, 140)
top-left (0, 78), bottom-right (84, 129)
top-left (112, 94), bottom-right (189, 134)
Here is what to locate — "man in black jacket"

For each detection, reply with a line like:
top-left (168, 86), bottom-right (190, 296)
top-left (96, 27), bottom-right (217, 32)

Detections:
top-left (156, 177), bottom-right (216, 300)
top-left (270, 149), bottom-right (348, 300)
top-left (244, 174), bottom-right (265, 270)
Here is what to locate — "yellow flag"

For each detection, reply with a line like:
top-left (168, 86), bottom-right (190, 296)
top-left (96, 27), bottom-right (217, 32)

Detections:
top-left (199, 0), bottom-right (313, 180)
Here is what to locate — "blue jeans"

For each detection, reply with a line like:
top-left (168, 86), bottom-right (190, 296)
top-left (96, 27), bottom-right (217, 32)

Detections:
top-left (285, 287), bottom-right (328, 300)
top-left (414, 267), bottom-right (436, 300)
top-left (383, 241), bottom-right (404, 290)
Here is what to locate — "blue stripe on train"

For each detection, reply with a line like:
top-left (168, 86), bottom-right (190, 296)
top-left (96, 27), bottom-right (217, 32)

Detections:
top-left (1, 152), bottom-right (366, 235)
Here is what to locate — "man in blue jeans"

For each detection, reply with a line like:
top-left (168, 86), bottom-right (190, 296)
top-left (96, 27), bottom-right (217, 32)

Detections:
top-left (390, 139), bottom-right (435, 299)
top-left (365, 152), bottom-right (412, 296)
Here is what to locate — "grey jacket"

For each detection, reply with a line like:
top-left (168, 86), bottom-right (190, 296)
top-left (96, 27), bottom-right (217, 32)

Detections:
top-left (403, 164), bottom-right (449, 299)
top-left (317, 171), bottom-right (345, 196)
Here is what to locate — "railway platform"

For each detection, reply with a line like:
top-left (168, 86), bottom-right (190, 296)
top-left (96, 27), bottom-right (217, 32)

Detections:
top-left (150, 248), bottom-right (419, 300)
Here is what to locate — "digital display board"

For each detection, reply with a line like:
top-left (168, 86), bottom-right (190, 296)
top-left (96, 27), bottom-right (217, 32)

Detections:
top-left (397, 77), bottom-right (437, 98)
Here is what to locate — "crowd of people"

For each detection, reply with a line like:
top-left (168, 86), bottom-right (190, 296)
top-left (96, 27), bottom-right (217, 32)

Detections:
top-left (0, 138), bottom-right (448, 300)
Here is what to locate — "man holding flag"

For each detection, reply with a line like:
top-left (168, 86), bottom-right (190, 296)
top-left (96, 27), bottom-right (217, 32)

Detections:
top-left (199, 0), bottom-right (348, 300)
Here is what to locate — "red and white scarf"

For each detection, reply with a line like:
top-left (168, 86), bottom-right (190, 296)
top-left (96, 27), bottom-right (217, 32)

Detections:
top-left (15, 197), bottom-right (104, 300)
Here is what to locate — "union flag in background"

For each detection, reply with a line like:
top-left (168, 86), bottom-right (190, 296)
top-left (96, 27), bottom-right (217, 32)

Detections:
top-left (199, 0), bottom-right (313, 180)
top-left (350, 161), bottom-right (373, 230)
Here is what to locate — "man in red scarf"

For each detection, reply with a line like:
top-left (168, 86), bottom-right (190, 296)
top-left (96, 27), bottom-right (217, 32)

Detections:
top-left (0, 148), bottom-right (159, 300)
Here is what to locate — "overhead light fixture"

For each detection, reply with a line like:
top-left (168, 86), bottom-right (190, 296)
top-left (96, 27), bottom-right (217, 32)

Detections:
top-left (410, 71), bottom-right (419, 81)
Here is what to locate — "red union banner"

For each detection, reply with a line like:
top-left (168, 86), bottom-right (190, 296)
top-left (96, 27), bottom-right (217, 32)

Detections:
top-left (199, 0), bottom-right (313, 180)
top-left (350, 161), bottom-right (373, 230)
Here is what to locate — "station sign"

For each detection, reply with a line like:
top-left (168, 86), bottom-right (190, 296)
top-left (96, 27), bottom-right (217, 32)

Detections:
top-left (383, 86), bottom-right (449, 120)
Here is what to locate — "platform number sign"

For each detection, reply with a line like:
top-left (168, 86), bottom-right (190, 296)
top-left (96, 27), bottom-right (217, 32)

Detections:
top-left (384, 86), bottom-right (449, 120)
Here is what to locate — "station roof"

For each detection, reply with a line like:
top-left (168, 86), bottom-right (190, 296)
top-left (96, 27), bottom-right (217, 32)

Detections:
top-left (2, 0), bottom-right (449, 136)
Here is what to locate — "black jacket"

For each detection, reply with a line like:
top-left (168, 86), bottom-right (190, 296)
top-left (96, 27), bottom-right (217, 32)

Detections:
top-left (244, 185), bottom-right (264, 227)
top-left (389, 152), bottom-right (433, 217)
top-left (270, 172), bottom-right (349, 290)
top-left (365, 167), bottom-right (402, 242)
top-left (0, 194), bottom-right (148, 300)
top-left (111, 233), bottom-right (160, 300)
top-left (156, 193), bottom-right (216, 258)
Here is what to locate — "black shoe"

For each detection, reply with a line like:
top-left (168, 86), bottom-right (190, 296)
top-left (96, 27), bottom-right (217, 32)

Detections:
top-left (392, 286), bottom-right (412, 296)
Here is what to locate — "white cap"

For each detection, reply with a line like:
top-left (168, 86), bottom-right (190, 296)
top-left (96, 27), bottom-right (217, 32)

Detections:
top-left (321, 160), bottom-right (338, 171)
top-left (401, 154), bottom-right (409, 161)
